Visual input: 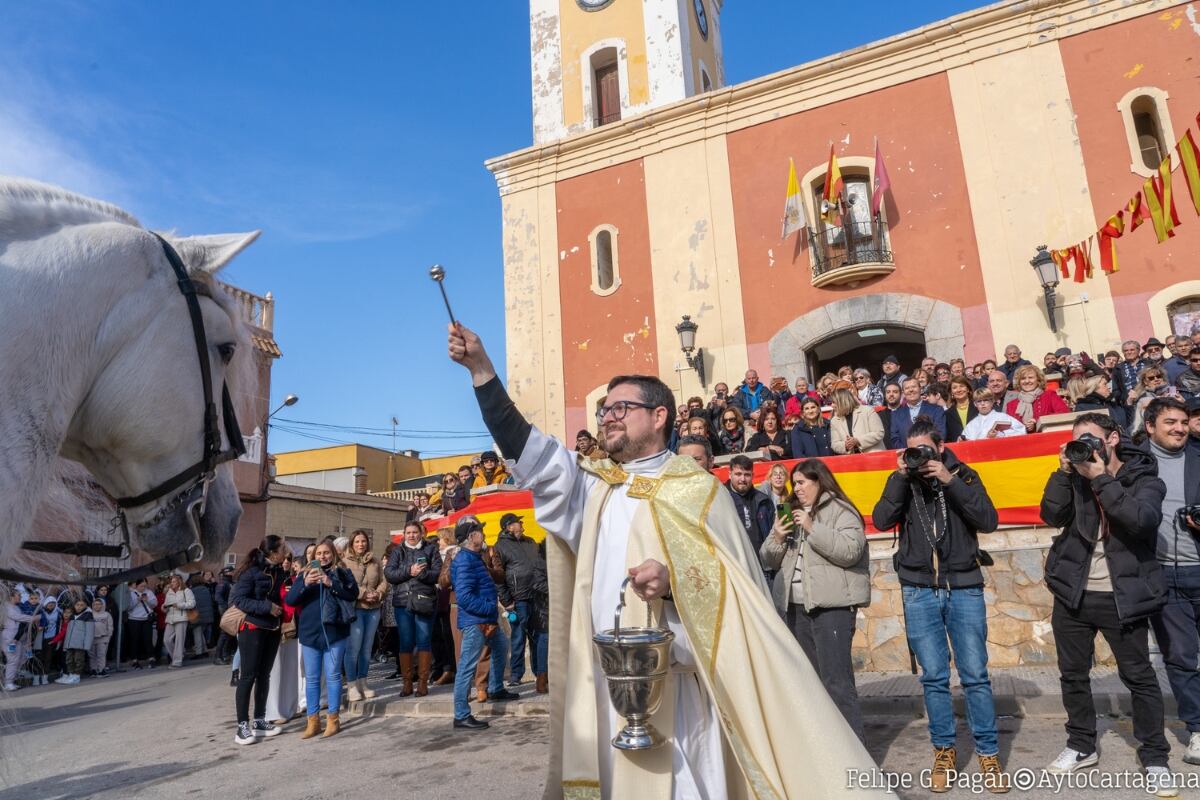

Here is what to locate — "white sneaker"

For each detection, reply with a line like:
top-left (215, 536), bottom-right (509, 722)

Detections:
top-left (234, 722), bottom-right (256, 745)
top-left (70, 674), bottom-right (81, 684)
top-left (54, 674), bottom-right (72, 685)
top-left (2, 683), bottom-right (18, 691)
top-left (1145, 766), bottom-right (1179, 798)
top-left (1045, 747), bottom-right (1098, 773)
top-left (1185, 732), bottom-right (1200, 766)
top-left (251, 719), bottom-right (281, 738)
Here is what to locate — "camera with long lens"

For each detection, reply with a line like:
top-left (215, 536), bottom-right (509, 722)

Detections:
top-left (903, 444), bottom-right (939, 472)
top-left (1064, 433), bottom-right (1108, 465)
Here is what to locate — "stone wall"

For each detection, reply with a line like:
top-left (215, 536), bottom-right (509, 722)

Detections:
top-left (851, 527), bottom-right (1115, 671)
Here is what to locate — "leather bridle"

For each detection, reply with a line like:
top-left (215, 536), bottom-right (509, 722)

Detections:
top-left (0, 234), bottom-right (245, 586)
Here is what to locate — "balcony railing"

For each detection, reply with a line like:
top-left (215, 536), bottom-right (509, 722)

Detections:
top-left (807, 220), bottom-right (894, 285)
top-left (218, 281), bottom-right (275, 332)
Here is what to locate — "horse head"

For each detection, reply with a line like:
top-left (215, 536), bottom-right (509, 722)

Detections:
top-left (58, 227), bottom-right (260, 565)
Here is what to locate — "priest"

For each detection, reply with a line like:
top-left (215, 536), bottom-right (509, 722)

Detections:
top-left (448, 322), bottom-right (890, 800)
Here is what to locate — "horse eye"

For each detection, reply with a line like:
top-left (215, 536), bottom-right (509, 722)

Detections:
top-left (217, 343), bottom-right (236, 364)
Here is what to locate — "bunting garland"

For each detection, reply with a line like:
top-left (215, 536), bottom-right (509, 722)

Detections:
top-left (1044, 104), bottom-right (1198, 284)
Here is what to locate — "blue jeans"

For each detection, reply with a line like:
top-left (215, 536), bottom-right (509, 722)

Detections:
top-left (302, 637), bottom-right (348, 715)
top-left (902, 585), bottom-right (999, 755)
top-left (453, 623), bottom-right (509, 720)
top-left (343, 607), bottom-right (380, 682)
top-left (509, 600), bottom-right (548, 681)
top-left (396, 607), bottom-right (434, 653)
top-left (1153, 565), bottom-right (1200, 732)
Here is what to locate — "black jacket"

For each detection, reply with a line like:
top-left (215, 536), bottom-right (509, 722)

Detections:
top-left (790, 423), bottom-right (832, 458)
top-left (872, 449), bottom-right (999, 589)
top-left (726, 483), bottom-right (775, 555)
top-left (230, 562), bottom-right (286, 630)
top-left (745, 429), bottom-right (792, 461)
top-left (1041, 438), bottom-right (1166, 621)
top-left (1074, 393), bottom-right (1130, 430)
top-left (214, 577), bottom-right (233, 614)
top-left (384, 540), bottom-right (443, 610)
top-left (944, 404), bottom-right (978, 443)
top-left (492, 532), bottom-right (545, 605)
top-left (285, 566), bottom-right (358, 649)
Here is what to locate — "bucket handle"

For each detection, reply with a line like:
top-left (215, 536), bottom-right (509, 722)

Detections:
top-left (613, 575), bottom-right (652, 636)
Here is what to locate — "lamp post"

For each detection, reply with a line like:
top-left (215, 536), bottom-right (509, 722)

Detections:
top-left (675, 315), bottom-right (706, 387)
top-left (1030, 245), bottom-right (1060, 333)
top-left (268, 393), bottom-right (299, 420)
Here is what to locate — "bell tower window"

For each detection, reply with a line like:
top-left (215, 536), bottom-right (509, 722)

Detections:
top-left (1117, 87), bottom-right (1176, 178)
top-left (592, 48), bottom-right (621, 127)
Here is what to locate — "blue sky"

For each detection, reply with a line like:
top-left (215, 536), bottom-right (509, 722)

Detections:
top-left (1, 0), bottom-right (981, 457)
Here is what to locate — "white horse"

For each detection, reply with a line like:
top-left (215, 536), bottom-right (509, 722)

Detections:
top-left (0, 177), bottom-right (259, 577)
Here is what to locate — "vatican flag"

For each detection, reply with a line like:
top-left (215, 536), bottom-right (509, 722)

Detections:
top-left (781, 157), bottom-right (805, 239)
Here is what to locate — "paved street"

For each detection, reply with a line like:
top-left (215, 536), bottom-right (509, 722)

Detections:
top-left (3, 660), bottom-right (1200, 799)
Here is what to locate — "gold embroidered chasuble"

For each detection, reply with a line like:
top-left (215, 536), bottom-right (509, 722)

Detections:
top-left (541, 453), bottom-right (887, 800)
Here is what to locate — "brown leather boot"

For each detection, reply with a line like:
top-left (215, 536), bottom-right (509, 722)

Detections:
top-left (416, 651), bottom-right (432, 697)
top-left (434, 670), bottom-right (455, 686)
top-left (474, 655), bottom-right (489, 702)
top-left (535, 673), bottom-right (548, 694)
top-left (399, 653), bottom-right (414, 697)
top-left (301, 714), bottom-right (321, 739)
top-left (322, 712), bottom-right (340, 738)
top-left (930, 746), bottom-right (956, 793)
top-left (977, 753), bottom-right (1010, 794)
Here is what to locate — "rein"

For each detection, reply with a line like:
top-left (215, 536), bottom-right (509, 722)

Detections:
top-left (0, 234), bottom-right (245, 586)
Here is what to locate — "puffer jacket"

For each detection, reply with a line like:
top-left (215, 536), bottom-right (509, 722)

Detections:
top-left (1041, 437), bottom-right (1166, 621)
top-left (231, 562), bottom-right (286, 630)
top-left (760, 495), bottom-right (870, 613)
top-left (384, 540), bottom-right (443, 612)
top-left (162, 588), bottom-right (195, 625)
top-left (62, 608), bottom-right (95, 651)
top-left (344, 551), bottom-right (388, 609)
top-left (451, 547), bottom-right (499, 628)
top-left (285, 565), bottom-right (359, 649)
top-left (492, 531), bottom-right (544, 605)
top-left (189, 583), bottom-right (215, 624)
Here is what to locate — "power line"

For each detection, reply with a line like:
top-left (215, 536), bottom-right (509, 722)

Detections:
top-left (269, 424), bottom-right (489, 456)
top-left (274, 417), bottom-right (490, 437)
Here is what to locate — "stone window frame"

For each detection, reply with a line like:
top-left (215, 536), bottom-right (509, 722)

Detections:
top-left (1148, 280), bottom-right (1200, 339)
top-left (1116, 86), bottom-right (1176, 178)
top-left (581, 39), bottom-right (631, 131)
top-left (799, 155), bottom-right (890, 271)
top-left (588, 223), bottom-right (622, 296)
top-left (584, 383), bottom-right (610, 437)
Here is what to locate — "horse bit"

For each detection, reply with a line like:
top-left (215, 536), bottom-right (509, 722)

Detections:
top-left (0, 234), bottom-right (245, 585)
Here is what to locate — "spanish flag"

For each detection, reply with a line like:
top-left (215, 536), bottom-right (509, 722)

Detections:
top-left (1144, 155), bottom-right (1182, 242)
top-left (821, 144), bottom-right (844, 225)
top-left (1178, 129), bottom-right (1200, 216)
top-left (418, 488), bottom-right (548, 545)
top-left (1098, 211), bottom-right (1124, 274)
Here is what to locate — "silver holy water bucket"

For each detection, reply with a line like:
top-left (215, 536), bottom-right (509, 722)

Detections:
top-left (592, 576), bottom-right (675, 751)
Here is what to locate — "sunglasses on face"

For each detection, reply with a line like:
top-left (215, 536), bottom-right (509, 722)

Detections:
top-left (722, 416), bottom-right (738, 423)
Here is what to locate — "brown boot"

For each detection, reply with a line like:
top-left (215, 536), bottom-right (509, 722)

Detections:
top-left (434, 670), bottom-right (455, 686)
top-left (322, 712), bottom-right (340, 738)
top-left (399, 653), bottom-right (414, 697)
top-left (977, 753), bottom-right (1009, 794)
top-left (474, 654), bottom-right (489, 702)
top-left (416, 652), bottom-right (432, 697)
top-left (300, 714), bottom-right (321, 739)
top-left (930, 746), bottom-right (956, 793)
top-left (535, 673), bottom-right (548, 694)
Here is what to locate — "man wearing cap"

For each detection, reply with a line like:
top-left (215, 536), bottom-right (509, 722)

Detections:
top-left (476, 450), bottom-right (512, 486)
top-left (448, 322), bottom-right (885, 799)
top-left (876, 355), bottom-right (908, 397)
top-left (1165, 335), bottom-right (1193, 385)
top-left (493, 512), bottom-right (549, 694)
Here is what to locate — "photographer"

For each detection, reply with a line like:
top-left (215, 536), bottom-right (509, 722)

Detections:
top-left (872, 419), bottom-right (1006, 793)
top-left (1039, 413), bottom-right (1174, 790)
top-left (1144, 397), bottom-right (1200, 766)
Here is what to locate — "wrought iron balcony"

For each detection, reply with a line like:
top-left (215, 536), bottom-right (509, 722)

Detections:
top-left (807, 219), bottom-right (895, 288)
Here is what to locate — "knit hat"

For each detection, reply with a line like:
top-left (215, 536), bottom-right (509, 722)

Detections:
top-left (882, 355), bottom-right (900, 365)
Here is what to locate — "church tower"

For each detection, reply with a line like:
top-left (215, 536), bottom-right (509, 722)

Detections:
top-left (529, 0), bottom-right (724, 144)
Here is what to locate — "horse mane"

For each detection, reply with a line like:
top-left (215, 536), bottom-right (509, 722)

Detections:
top-left (0, 176), bottom-right (141, 240)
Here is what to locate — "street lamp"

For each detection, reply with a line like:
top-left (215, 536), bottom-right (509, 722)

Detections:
top-left (675, 315), bottom-right (706, 387)
top-left (1030, 245), bottom-right (1060, 333)
top-left (268, 393), bottom-right (299, 420)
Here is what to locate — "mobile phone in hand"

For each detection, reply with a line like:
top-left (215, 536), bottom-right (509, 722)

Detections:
top-left (776, 502), bottom-right (792, 521)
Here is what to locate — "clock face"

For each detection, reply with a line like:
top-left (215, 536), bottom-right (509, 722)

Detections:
top-left (693, 0), bottom-right (709, 39)
top-left (576, 0), bottom-right (614, 11)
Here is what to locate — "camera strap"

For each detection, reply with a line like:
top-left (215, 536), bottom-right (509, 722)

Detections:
top-left (912, 484), bottom-right (949, 585)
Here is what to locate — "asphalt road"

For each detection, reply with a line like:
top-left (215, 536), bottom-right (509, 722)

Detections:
top-left (2, 661), bottom-right (1199, 799)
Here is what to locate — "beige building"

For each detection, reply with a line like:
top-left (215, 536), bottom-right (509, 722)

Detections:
top-left (264, 483), bottom-right (411, 559)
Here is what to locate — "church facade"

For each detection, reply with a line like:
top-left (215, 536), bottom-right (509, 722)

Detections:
top-left (487, 0), bottom-right (1200, 440)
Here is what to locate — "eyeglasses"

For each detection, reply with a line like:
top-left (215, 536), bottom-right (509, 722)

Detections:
top-left (722, 416), bottom-right (738, 423)
top-left (443, 478), bottom-right (457, 485)
top-left (595, 400), bottom-right (658, 424)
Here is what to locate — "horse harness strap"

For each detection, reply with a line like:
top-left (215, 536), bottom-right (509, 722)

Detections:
top-left (7, 234), bottom-right (245, 586)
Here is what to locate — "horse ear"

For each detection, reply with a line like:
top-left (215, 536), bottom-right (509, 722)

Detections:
top-left (162, 231), bottom-right (261, 275)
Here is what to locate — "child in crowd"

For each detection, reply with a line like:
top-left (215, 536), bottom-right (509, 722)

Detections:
top-left (3, 589), bottom-right (36, 691)
top-left (960, 389), bottom-right (1028, 442)
top-left (90, 598), bottom-right (113, 677)
top-left (58, 599), bottom-right (94, 685)
top-left (39, 597), bottom-right (64, 679)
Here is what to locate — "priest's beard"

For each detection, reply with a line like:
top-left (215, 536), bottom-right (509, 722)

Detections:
top-left (602, 424), bottom-right (663, 463)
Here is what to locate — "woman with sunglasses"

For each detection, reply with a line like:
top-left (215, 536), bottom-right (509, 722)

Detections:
top-left (852, 369), bottom-right (882, 407)
top-left (431, 473), bottom-right (469, 516)
top-left (716, 406), bottom-right (746, 455)
top-left (1130, 366), bottom-right (1173, 432)
top-left (759, 459), bottom-right (869, 741)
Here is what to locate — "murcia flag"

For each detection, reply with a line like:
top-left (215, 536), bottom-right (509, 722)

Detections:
top-left (781, 158), bottom-right (806, 239)
top-left (871, 139), bottom-right (892, 218)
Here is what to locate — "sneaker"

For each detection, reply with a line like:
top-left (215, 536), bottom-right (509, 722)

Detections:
top-left (234, 722), bottom-right (256, 746)
top-left (507, 679), bottom-right (524, 687)
top-left (930, 746), bottom-right (956, 793)
top-left (54, 674), bottom-right (72, 685)
top-left (977, 753), bottom-right (1010, 794)
top-left (2, 683), bottom-right (18, 691)
top-left (69, 674), bottom-right (81, 684)
top-left (251, 719), bottom-right (281, 738)
top-left (1185, 732), bottom-right (1200, 766)
top-left (1145, 766), bottom-right (1178, 798)
top-left (1045, 747), bottom-right (1098, 774)
top-left (96, 670), bottom-right (109, 679)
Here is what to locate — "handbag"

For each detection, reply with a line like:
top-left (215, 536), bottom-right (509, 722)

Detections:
top-left (280, 617), bottom-right (297, 640)
top-left (407, 582), bottom-right (437, 616)
top-left (186, 608), bottom-right (200, 624)
top-left (219, 606), bottom-right (245, 637)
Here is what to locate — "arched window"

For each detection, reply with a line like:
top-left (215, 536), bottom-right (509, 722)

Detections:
top-left (589, 224), bottom-right (621, 296)
top-left (591, 47), bottom-right (621, 127)
top-left (701, 68), bottom-right (712, 93)
top-left (1168, 296), bottom-right (1200, 338)
top-left (1117, 88), bottom-right (1176, 177)
top-left (799, 155), bottom-right (895, 284)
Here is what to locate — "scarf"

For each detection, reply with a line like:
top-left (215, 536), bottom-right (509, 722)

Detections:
top-left (718, 426), bottom-right (744, 455)
top-left (1013, 388), bottom-right (1043, 426)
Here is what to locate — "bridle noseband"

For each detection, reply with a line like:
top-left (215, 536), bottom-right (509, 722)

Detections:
top-left (1, 234), bottom-right (245, 585)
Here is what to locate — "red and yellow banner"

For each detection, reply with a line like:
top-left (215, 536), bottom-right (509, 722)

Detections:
top-left (414, 489), bottom-right (548, 545)
top-left (712, 430), bottom-right (1071, 536)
